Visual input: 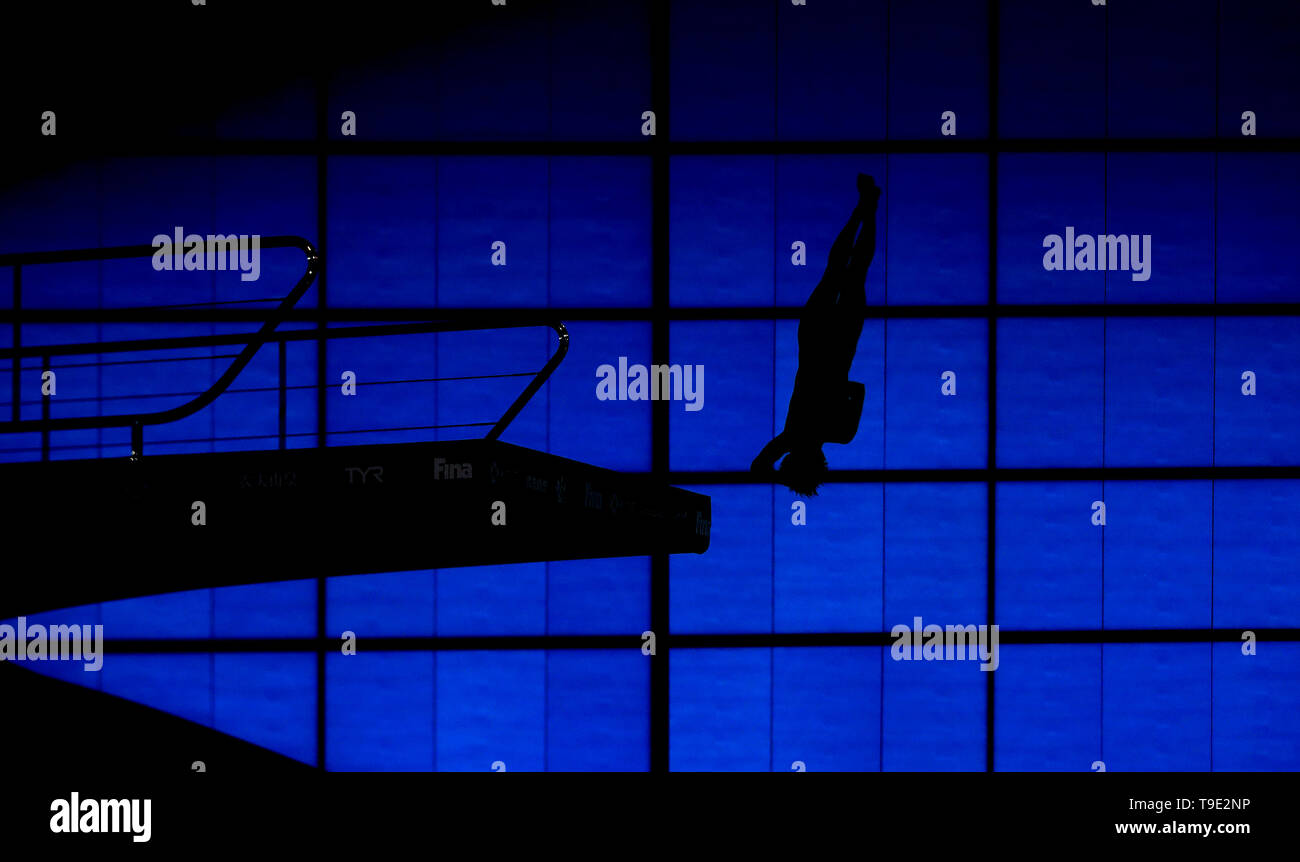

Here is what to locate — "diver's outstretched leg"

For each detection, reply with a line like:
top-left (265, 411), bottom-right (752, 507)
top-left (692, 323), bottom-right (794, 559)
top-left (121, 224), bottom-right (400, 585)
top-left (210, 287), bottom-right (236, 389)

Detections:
top-left (825, 207), bottom-right (865, 274)
top-left (844, 176), bottom-right (880, 300)
top-left (823, 175), bottom-right (876, 269)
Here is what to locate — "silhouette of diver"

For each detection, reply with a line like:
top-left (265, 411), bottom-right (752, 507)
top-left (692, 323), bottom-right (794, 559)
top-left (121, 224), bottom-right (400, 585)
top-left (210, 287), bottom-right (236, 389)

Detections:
top-left (751, 173), bottom-right (880, 496)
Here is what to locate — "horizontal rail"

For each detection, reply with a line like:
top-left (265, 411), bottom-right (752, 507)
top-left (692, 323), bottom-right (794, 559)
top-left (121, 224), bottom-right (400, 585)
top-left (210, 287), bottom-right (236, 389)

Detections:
top-left (6, 303), bottom-right (1300, 324)
top-left (2, 319), bottom-right (561, 361)
top-left (2, 236), bottom-right (318, 435)
top-left (13, 136), bottom-right (1300, 157)
top-left (74, 628), bottom-right (1300, 655)
top-left (1, 239), bottom-right (568, 445)
top-left (1, 319), bottom-right (568, 441)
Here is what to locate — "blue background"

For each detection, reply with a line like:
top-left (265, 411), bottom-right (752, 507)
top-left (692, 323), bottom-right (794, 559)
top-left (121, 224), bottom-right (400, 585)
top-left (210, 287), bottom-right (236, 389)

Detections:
top-left (1, 0), bottom-right (1298, 771)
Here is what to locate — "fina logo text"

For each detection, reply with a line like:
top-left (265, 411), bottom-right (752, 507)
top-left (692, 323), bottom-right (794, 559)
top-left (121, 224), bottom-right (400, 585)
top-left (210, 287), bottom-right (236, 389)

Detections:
top-left (596, 357), bottom-right (704, 412)
top-left (433, 458), bottom-right (473, 480)
top-left (151, 226), bottom-right (261, 282)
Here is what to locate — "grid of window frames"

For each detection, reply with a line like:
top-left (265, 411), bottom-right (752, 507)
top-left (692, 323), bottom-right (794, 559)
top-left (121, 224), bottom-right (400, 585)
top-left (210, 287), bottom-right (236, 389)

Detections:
top-left (1, 0), bottom-right (1298, 771)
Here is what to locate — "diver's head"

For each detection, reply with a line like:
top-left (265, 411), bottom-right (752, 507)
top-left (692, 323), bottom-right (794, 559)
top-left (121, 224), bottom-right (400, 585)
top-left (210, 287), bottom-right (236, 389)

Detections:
top-left (779, 446), bottom-right (829, 497)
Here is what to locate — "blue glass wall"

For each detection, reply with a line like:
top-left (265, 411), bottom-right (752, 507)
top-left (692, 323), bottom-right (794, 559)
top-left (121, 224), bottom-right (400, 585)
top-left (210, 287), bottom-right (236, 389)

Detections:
top-left (2, 0), bottom-right (1297, 772)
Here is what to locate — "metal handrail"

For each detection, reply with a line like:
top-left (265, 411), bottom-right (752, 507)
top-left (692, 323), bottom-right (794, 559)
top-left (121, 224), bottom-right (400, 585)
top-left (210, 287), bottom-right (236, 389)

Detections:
top-left (2, 236), bottom-right (318, 443)
top-left (1, 238), bottom-right (568, 452)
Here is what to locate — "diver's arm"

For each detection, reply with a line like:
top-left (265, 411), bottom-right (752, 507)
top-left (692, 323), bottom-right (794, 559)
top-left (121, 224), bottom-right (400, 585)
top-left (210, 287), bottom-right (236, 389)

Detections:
top-left (750, 431), bottom-right (791, 473)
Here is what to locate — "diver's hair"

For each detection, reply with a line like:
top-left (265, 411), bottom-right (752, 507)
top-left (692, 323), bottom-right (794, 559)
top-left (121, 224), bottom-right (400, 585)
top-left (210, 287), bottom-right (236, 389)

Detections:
top-left (778, 447), bottom-right (829, 497)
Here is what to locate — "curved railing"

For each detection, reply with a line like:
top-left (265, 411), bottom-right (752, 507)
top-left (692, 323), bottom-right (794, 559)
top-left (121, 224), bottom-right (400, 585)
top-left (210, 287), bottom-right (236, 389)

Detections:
top-left (0, 237), bottom-right (568, 455)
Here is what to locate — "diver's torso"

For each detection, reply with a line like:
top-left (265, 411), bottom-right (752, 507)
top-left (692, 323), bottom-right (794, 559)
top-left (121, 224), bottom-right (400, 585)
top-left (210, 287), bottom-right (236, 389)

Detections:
top-left (797, 313), bottom-right (863, 381)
